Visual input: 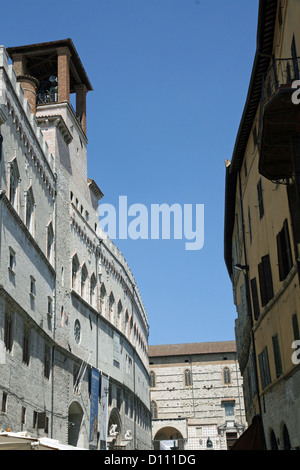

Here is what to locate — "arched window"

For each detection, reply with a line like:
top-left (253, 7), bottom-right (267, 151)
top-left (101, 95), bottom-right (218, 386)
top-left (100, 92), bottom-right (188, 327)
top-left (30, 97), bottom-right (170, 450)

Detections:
top-left (25, 187), bottom-right (35, 235)
top-left (90, 273), bottom-right (97, 308)
top-left (117, 300), bottom-right (123, 328)
top-left (150, 371), bottom-right (156, 388)
top-left (223, 367), bottom-right (231, 384)
top-left (100, 283), bottom-right (106, 316)
top-left (9, 159), bottom-right (19, 211)
top-left (72, 255), bottom-right (80, 291)
top-left (81, 264), bottom-right (88, 299)
top-left (46, 222), bottom-right (54, 263)
top-left (184, 369), bottom-right (192, 387)
top-left (151, 401), bottom-right (158, 419)
top-left (109, 292), bottom-right (115, 323)
top-left (124, 309), bottom-right (129, 336)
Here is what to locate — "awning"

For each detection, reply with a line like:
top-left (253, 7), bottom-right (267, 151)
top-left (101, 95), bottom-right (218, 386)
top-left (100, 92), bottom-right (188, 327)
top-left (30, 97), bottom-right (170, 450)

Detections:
top-left (0, 432), bottom-right (86, 450)
top-left (231, 415), bottom-right (265, 450)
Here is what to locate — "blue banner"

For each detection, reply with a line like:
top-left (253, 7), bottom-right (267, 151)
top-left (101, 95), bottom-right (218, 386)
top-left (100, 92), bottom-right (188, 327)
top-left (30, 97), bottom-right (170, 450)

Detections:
top-left (89, 368), bottom-right (100, 449)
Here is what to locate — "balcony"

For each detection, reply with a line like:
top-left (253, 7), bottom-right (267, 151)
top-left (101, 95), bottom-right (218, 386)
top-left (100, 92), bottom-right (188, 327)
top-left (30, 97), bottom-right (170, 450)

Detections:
top-left (258, 57), bottom-right (300, 181)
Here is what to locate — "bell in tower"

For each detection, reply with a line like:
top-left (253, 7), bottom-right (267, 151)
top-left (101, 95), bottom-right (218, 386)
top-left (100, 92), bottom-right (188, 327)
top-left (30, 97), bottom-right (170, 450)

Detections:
top-left (7, 39), bottom-right (92, 135)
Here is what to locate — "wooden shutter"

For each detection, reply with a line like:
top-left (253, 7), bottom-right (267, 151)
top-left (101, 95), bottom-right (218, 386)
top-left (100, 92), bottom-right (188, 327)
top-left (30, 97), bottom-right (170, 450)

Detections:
top-left (272, 334), bottom-right (283, 378)
top-left (258, 262), bottom-right (267, 307)
top-left (250, 278), bottom-right (260, 320)
top-left (283, 219), bottom-right (293, 273)
top-left (277, 230), bottom-right (285, 281)
top-left (292, 313), bottom-right (300, 341)
top-left (37, 411), bottom-right (46, 429)
top-left (287, 182), bottom-right (300, 245)
top-left (262, 255), bottom-right (274, 303)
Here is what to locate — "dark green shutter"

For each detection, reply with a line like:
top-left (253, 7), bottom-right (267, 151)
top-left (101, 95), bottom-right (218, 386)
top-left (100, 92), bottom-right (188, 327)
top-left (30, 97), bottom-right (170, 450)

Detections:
top-left (272, 334), bottom-right (283, 378)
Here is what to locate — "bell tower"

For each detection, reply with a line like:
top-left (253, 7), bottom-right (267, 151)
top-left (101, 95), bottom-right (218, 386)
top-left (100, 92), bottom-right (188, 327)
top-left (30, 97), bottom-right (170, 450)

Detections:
top-left (7, 39), bottom-right (92, 135)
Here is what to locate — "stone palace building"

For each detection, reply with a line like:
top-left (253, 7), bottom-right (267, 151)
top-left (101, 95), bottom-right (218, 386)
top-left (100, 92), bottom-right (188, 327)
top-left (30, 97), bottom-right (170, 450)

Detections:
top-left (0, 39), bottom-right (151, 450)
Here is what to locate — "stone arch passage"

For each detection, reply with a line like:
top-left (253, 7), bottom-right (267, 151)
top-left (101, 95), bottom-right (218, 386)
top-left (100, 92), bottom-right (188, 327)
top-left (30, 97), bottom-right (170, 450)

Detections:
top-left (68, 401), bottom-right (84, 448)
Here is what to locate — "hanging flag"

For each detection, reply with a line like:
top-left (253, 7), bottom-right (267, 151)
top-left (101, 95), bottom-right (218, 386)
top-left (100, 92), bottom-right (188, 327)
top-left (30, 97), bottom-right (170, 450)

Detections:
top-left (100, 374), bottom-right (109, 450)
top-left (89, 368), bottom-right (100, 449)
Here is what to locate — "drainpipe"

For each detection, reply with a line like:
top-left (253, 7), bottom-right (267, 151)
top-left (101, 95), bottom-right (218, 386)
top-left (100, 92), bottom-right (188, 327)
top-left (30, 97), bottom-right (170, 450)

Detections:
top-left (51, 172), bottom-right (58, 439)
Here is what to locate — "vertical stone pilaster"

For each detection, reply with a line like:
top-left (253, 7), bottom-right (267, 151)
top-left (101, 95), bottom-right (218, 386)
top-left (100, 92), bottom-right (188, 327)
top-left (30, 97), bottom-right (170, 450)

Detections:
top-left (57, 47), bottom-right (71, 103)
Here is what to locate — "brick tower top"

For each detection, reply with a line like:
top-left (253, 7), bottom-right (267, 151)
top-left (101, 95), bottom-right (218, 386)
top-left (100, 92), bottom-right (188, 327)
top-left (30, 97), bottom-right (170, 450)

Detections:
top-left (7, 39), bottom-right (92, 134)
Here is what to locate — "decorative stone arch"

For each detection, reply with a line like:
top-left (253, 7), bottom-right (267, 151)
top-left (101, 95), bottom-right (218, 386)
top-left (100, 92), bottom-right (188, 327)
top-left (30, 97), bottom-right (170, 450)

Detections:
top-left (68, 400), bottom-right (85, 448)
top-left (153, 426), bottom-right (185, 450)
top-left (107, 407), bottom-right (122, 449)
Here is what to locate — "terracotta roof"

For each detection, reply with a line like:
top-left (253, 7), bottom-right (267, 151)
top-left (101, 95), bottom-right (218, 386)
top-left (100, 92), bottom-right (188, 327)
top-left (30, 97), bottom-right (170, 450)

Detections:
top-left (148, 341), bottom-right (236, 358)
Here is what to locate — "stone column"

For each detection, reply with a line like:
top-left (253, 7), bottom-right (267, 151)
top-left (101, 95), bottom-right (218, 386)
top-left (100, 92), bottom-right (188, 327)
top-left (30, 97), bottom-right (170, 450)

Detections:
top-left (17, 75), bottom-right (39, 114)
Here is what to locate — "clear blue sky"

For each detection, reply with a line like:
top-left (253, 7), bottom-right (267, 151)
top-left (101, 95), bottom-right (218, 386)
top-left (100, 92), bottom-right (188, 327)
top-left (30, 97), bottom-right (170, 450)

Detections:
top-left (1, 0), bottom-right (259, 346)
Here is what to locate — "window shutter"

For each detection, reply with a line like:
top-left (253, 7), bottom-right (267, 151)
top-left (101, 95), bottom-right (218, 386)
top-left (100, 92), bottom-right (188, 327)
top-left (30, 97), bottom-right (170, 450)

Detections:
top-left (258, 262), bottom-right (267, 307)
top-left (287, 183), bottom-right (300, 245)
top-left (283, 219), bottom-right (293, 273)
top-left (277, 231), bottom-right (285, 281)
top-left (272, 334), bottom-right (283, 378)
top-left (37, 411), bottom-right (46, 429)
top-left (262, 255), bottom-right (274, 303)
top-left (292, 313), bottom-right (300, 341)
top-left (250, 278), bottom-right (260, 320)
top-left (258, 347), bottom-right (271, 390)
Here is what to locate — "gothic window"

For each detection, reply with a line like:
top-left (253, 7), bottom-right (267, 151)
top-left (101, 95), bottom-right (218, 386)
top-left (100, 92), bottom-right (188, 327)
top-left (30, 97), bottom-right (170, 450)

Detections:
top-left (25, 187), bottom-right (35, 235)
top-left (100, 283), bottom-right (106, 316)
top-left (81, 264), bottom-right (88, 299)
top-left (150, 371), bottom-right (156, 388)
top-left (223, 367), bottom-right (231, 385)
top-left (151, 401), bottom-right (158, 419)
top-left (8, 159), bottom-right (19, 211)
top-left (184, 369), bottom-right (192, 387)
top-left (109, 291), bottom-right (115, 323)
top-left (125, 309), bottom-right (129, 337)
top-left (46, 222), bottom-right (54, 263)
top-left (117, 300), bottom-right (122, 328)
top-left (90, 273), bottom-right (97, 307)
top-left (72, 254), bottom-right (80, 291)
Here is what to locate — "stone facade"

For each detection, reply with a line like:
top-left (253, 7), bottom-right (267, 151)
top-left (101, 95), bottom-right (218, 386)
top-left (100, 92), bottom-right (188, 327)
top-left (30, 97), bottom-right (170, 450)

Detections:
top-left (0, 41), bottom-right (151, 450)
top-left (149, 342), bottom-right (247, 450)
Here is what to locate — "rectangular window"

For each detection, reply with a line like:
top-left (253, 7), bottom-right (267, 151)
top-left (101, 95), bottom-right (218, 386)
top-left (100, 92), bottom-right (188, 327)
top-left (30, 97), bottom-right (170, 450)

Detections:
top-left (223, 401), bottom-right (235, 416)
top-left (272, 334), bottom-right (283, 378)
top-left (22, 328), bottom-right (30, 366)
top-left (258, 346), bottom-right (271, 390)
top-left (250, 277), bottom-right (260, 320)
top-left (30, 276), bottom-right (36, 298)
top-left (21, 406), bottom-right (26, 425)
top-left (47, 297), bottom-right (53, 317)
top-left (4, 312), bottom-right (13, 352)
top-left (258, 254), bottom-right (274, 307)
top-left (8, 247), bottom-right (16, 273)
top-left (44, 344), bottom-right (51, 379)
top-left (277, 219), bottom-right (293, 281)
top-left (1, 392), bottom-right (7, 413)
top-left (257, 179), bottom-right (264, 219)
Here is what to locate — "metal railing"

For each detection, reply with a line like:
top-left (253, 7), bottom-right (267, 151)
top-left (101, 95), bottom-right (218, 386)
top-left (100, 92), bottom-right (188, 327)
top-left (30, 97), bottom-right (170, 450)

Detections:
top-left (36, 91), bottom-right (58, 105)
